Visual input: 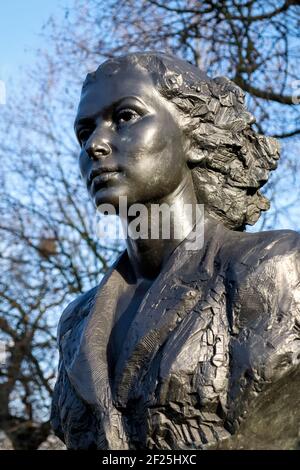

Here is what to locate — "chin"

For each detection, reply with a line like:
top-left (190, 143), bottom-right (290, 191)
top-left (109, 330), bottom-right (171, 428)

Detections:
top-left (94, 187), bottom-right (131, 215)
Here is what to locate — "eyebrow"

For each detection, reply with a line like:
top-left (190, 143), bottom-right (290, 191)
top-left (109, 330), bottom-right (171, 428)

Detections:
top-left (74, 95), bottom-right (148, 128)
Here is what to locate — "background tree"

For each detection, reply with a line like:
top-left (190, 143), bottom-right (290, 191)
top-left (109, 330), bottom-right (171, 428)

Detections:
top-left (0, 0), bottom-right (299, 448)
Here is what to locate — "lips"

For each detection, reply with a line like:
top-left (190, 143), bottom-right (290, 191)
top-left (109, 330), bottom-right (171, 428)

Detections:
top-left (88, 167), bottom-right (121, 192)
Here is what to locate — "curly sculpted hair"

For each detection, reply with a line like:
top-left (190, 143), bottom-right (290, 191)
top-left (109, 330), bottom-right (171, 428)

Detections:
top-left (83, 52), bottom-right (280, 231)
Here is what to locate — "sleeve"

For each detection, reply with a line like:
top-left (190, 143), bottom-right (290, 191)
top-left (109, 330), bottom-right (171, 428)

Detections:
top-left (222, 233), bottom-right (300, 449)
top-left (50, 293), bottom-right (98, 449)
top-left (50, 357), bottom-right (66, 443)
top-left (233, 231), bottom-right (300, 381)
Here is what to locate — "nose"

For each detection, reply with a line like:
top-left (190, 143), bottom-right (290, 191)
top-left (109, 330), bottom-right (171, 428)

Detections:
top-left (85, 137), bottom-right (112, 160)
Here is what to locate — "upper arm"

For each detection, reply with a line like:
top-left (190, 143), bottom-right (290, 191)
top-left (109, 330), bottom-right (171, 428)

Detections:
top-left (51, 288), bottom-right (98, 447)
top-left (56, 287), bottom-right (98, 348)
top-left (230, 231), bottom-right (300, 380)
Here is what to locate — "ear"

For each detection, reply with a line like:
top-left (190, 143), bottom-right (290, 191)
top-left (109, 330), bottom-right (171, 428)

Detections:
top-left (186, 146), bottom-right (207, 165)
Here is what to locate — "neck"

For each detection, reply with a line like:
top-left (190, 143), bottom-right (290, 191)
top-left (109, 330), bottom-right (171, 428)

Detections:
top-left (122, 172), bottom-right (199, 280)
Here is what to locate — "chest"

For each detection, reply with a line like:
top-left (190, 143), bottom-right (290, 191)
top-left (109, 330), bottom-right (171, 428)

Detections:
top-left (113, 277), bottom-right (232, 449)
top-left (110, 270), bottom-right (231, 410)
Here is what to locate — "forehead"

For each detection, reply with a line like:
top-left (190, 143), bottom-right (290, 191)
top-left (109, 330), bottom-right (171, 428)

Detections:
top-left (76, 66), bottom-right (159, 121)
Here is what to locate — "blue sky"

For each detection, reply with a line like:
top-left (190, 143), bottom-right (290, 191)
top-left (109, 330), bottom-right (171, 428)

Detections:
top-left (0, 0), bottom-right (70, 81)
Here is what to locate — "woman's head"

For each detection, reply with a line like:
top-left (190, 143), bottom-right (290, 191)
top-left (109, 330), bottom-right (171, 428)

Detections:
top-left (79, 52), bottom-right (279, 230)
top-left (76, 58), bottom-right (190, 209)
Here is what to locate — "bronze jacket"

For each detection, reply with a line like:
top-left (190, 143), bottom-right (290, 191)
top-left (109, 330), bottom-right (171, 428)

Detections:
top-left (51, 219), bottom-right (300, 449)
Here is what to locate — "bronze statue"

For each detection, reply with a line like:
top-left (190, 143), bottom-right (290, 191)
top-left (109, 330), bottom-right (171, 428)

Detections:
top-left (51, 52), bottom-right (300, 449)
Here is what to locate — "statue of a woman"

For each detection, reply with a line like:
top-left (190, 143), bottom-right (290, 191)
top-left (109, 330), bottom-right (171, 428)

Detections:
top-left (51, 52), bottom-right (300, 450)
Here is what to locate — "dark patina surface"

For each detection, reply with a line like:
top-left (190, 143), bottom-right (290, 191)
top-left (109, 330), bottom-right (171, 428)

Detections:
top-left (51, 53), bottom-right (300, 449)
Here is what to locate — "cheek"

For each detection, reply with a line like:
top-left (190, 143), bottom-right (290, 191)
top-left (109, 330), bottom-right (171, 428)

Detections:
top-left (124, 118), bottom-right (169, 158)
top-left (124, 116), bottom-right (184, 169)
top-left (123, 124), bottom-right (186, 198)
top-left (78, 151), bottom-right (90, 180)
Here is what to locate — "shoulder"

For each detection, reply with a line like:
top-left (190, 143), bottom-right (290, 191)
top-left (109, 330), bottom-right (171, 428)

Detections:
top-left (57, 286), bottom-right (98, 345)
top-left (253, 228), bottom-right (300, 258)
top-left (226, 229), bottom-right (300, 331)
top-left (232, 228), bottom-right (300, 289)
top-left (224, 228), bottom-right (300, 273)
top-left (56, 251), bottom-right (126, 343)
top-left (225, 230), bottom-right (300, 381)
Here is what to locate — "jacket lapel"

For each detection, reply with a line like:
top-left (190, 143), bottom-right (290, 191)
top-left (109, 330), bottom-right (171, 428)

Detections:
top-left (63, 252), bottom-right (130, 448)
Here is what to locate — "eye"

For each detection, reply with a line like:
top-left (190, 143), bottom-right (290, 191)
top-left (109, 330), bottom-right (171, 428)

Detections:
top-left (77, 128), bottom-right (92, 145)
top-left (114, 108), bottom-right (139, 127)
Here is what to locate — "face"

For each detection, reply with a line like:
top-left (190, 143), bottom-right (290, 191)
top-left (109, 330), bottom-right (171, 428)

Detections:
top-left (75, 64), bottom-right (190, 210)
